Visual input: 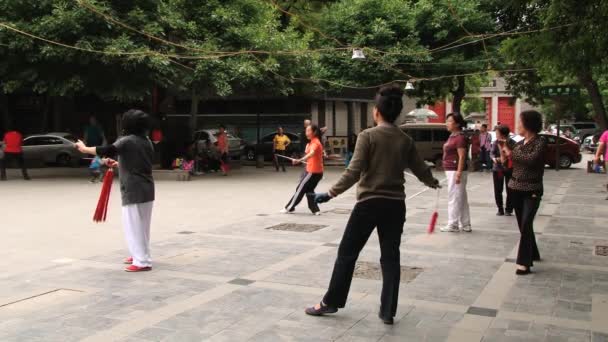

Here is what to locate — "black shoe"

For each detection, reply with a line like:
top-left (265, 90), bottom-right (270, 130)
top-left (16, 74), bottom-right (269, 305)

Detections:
top-left (496, 208), bottom-right (505, 216)
top-left (305, 302), bottom-right (338, 316)
top-left (24, 176), bottom-right (31, 181)
top-left (505, 210), bottom-right (513, 216)
top-left (378, 313), bottom-right (394, 325)
top-left (516, 268), bottom-right (532, 275)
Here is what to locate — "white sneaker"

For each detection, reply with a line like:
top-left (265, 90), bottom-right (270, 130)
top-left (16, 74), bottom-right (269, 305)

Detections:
top-left (440, 225), bottom-right (460, 233)
top-left (461, 225), bottom-right (472, 232)
top-left (280, 208), bottom-right (293, 214)
top-left (313, 211), bottom-right (321, 216)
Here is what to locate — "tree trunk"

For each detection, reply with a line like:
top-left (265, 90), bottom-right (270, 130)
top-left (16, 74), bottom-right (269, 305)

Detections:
top-left (190, 89), bottom-right (199, 134)
top-left (0, 93), bottom-right (10, 129)
top-left (577, 69), bottom-right (608, 130)
top-left (451, 76), bottom-right (466, 114)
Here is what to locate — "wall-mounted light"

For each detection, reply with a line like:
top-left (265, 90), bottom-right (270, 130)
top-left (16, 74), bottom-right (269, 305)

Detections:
top-left (351, 48), bottom-right (365, 60)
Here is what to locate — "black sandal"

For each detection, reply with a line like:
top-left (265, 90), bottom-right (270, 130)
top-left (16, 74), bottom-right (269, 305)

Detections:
top-left (305, 302), bottom-right (338, 316)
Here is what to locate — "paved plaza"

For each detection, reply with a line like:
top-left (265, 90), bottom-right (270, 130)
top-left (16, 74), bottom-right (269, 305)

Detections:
top-left (1, 161), bottom-right (607, 342)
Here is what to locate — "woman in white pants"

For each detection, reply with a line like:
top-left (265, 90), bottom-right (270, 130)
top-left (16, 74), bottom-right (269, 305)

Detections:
top-left (440, 113), bottom-right (471, 232)
top-left (76, 109), bottom-right (155, 272)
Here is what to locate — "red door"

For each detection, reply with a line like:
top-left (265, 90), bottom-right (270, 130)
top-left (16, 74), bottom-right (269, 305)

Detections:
top-left (498, 97), bottom-right (515, 131)
top-left (428, 101), bottom-right (446, 123)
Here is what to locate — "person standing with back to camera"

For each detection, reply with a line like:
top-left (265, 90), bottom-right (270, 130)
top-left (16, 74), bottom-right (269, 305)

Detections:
top-left (305, 86), bottom-right (440, 325)
top-left (500, 110), bottom-right (546, 275)
top-left (440, 113), bottom-right (472, 233)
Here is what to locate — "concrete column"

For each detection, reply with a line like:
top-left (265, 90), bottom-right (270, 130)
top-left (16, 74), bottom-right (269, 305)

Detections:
top-left (367, 103), bottom-right (374, 127)
top-left (325, 101), bottom-right (334, 136)
top-left (491, 95), bottom-right (498, 128)
top-left (446, 99), bottom-right (453, 114)
top-left (353, 102), bottom-right (361, 134)
top-left (335, 101), bottom-right (348, 136)
top-left (311, 101), bottom-right (319, 123)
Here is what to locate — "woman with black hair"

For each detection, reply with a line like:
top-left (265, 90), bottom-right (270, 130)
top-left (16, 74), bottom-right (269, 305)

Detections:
top-left (500, 110), bottom-right (546, 275)
top-left (305, 86), bottom-right (439, 324)
top-left (491, 125), bottom-right (515, 216)
top-left (280, 123), bottom-right (324, 215)
top-left (76, 109), bottom-right (155, 272)
top-left (440, 113), bottom-right (472, 233)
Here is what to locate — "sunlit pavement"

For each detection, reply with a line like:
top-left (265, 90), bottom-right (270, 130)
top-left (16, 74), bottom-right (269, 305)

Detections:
top-left (0, 156), bottom-right (607, 342)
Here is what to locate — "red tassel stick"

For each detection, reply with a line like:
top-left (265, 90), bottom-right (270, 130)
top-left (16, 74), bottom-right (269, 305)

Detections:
top-left (93, 169), bottom-right (114, 222)
top-left (427, 189), bottom-right (440, 234)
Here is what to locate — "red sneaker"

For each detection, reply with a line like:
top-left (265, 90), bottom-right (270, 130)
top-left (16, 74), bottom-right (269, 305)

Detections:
top-left (124, 265), bottom-right (152, 272)
top-left (123, 257), bottom-right (133, 265)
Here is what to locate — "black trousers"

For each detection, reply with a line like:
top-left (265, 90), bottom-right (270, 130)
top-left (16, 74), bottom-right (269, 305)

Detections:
top-left (0, 152), bottom-right (29, 180)
top-left (510, 190), bottom-right (541, 267)
top-left (285, 172), bottom-right (322, 213)
top-left (493, 170), bottom-right (513, 211)
top-left (323, 198), bottom-right (406, 318)
top-left (479, 148), bottom-right (492, 170)
top-left (274, 150), bottom-right (287, 171)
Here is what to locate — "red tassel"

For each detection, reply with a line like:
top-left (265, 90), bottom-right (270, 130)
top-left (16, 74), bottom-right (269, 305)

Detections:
top-left (93, 169), bottom-right (114, 222)
top-left (428, 212), bottom-right (438, 234)
top-left (427, 189), bottom-right (440, 234)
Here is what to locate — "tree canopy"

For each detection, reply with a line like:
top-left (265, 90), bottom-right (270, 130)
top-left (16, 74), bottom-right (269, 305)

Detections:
top-left (1, 0), bottom-right (607, 129)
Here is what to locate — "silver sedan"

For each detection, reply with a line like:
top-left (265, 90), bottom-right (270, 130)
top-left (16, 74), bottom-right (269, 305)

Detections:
top-left (22, 133), bottom-right (85, 166)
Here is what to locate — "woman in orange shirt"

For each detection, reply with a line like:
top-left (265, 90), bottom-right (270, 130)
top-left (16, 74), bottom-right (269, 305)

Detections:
top-left (281, 124), bottom-right (324, 215)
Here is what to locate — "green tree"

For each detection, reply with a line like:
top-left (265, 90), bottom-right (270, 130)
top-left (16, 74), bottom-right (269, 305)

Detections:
top-left (0, 0), bottom-right (311, 131)
top-left (493, 0), bottom-right (608, 129)
top-left (312, 0), bottom-right (496, 112)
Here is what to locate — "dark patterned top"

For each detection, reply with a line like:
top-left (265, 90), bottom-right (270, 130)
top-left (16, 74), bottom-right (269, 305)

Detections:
top-left (508, 136), bottom-right (547, 193)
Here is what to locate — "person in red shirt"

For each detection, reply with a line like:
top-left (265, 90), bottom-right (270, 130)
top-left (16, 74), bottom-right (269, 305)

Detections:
top-left (1, 125), bottom-right (30, 181)
top-left (281, 124), bottom-right (324, 215)
top-left (216, 125), bottom-right (230, 176)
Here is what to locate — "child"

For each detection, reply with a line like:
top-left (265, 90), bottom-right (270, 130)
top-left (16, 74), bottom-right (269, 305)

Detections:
top-left (76, 109), bottom-right (155, 272)
top-left (89, 156), bottom-right (104, 183)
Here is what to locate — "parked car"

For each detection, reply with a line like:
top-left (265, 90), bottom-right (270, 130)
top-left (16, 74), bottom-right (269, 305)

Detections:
top-left (22, 132), bottom-right (84, 166)
top-left (193, 129), bottom-right (244, 159)
top-left (400, 123), bottom-right (450, 168)
top-left (581, 133), bottom-right (601, 153)
top-left (571, 122), bottom-right (600, 139)
top-left (539, 134), bottom-right (582, 169)
top-left (244, 132), bottom-right (301, 161)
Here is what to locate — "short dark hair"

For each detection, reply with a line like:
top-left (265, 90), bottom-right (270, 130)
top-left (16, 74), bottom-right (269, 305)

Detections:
top-left (122, 109), bottom-right (150, 136)
top-left (446, 112), bottom-right (467, 129)
top-left (496, 124), bottom-right (510, 137)
top-left (375, 85), bottom-right (404, 123)
top-left (519, 110), bottom-right (543, 134)
top-left (219, 124), bottom-right (225, 129)
top-left (481, 124), bottom-right (488, 129)
top-left (308, 124), bottom-right (321, 138)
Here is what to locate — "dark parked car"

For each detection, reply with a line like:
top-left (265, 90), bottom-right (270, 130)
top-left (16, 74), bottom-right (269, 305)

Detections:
top-left (244, 132), bottom-right (301, 161)
top-left (540, 134), bottom-right (582, 169)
